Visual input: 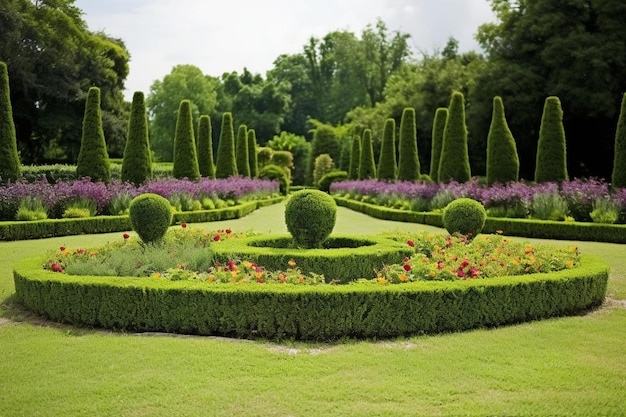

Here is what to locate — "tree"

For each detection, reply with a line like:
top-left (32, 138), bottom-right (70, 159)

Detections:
top-left (147, 64), bottom-right (218, 161)
top-left (76, 87), bottom-right (110, 182)
top-left (215, 112), bottom-right (237, 178)
top-left (172, 100), bottom-right (200, 180)
top-left (486, 96), bottom-right (519, 185)
top-left (612, 93), bottom-right (626, 188)
top-left (267, 131), bottom-right (310, 185)
top-left (308, 122), bottom-right (341, 185)
top-left (358, 129), bottom-right (376, 180)
top-left (397, 108), bottom-right (420, 181)
top-left (348, 135), bottom-right (361, 180)
top-left (439, 92), bottom-right (471, 183)
top-left (429, 108), bottom-right (448, 182)
top-left (535, 96), bottom-right (568, 183)
top-left (235, 124), bottom-right (250, 177)
top-left (247, 129), bottom-right (259, 178)
top-left (121, 91), bottom-right (152, 186)
top-left (377, 118), bottom-right (397, 180)
top-left (197, 115), bottom-right (215, 178)
top-left (0, 61), bottom-right (21, 183)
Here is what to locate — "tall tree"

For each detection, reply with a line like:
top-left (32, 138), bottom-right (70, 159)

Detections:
top-left (214, 112), bottom-right (237, 178)
top-left (429, 108), bottom-right (448, 182)
top-left (486, 96), bottom-right (519, 185)
top-left (358, 129), bottom-right (377, 180)
top-left (377, 118), bottom-right (397, 181)
top-left (235, 124), bottom-right (250, 177)
top-left (0, 61), bottom-right (21, 183)
top-left (612, 93), bottom-right (626, 189)
top-left (439, 92), bottom-right (471, 183)
top-left (247, 128), bottom-right (258, 178)
top-left (397, 108), bottom-right (420, 181)
top-left (121, 91), bottom-right (152, 186)
top-left (348, 135), bottom-right (361, 180)
top-left (172, 100), bottom-right (200, 180)
top-left (535, 96), bottom-right (568, 183)
top-left (197, 115), bottom-right (215, 178)
top-left (76, 87), bottom-right (110, 182)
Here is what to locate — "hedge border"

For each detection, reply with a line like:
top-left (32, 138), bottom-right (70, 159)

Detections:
top-left (334, 196), bottom-right (626, 244)
top-left (12, 254), bottom-right (608, 341)
top-left (0, 197), bottom-right (284, 241)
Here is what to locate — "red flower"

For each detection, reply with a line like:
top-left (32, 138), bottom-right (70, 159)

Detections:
top-left (403, 257), bottom-right (410, 262)
top-left (225, 229), bottom-right (232, 234)
top-left (407, 240), bottom-right (415, 247)
top-left (181, 223), bottom-right (187, 229)
top-left (457, 270), bottom-right (465, 278)
top-left (59, 246), bottom-right (66, 251)
top-left (403, 263), bottom-right (411, 271)
top-left (213, 234), bottom-right (221, 241)
top-left (123, 233), bottom-right (130, 240)
top-left (257, 278), bottom-right (264, 284)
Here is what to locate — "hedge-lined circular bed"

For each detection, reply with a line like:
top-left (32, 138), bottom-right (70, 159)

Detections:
top-left (12, 254), bottom-right (609, 341)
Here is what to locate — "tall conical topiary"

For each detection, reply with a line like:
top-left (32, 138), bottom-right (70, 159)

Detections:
top-left (172, 100), bottom-right (200, 180)
top-left (377, 118), bottom-right (397, 181)
top-left (76, 87), bottom-right (111, 182)
top-left (215, 112), bottom-right (238, 178)
top-left (486, 96), bottom-right (519, 185)
top-left (358, 129), bottom-right (376, 180)
top-left (438, 91), bottom-right (471, 183)
top-left (247, 128), bottom-right (259, 178)
top-left (197, 114), bottom-right (215, 178)
top-left (121, 91), bottom-right (153, 186)
top-left (534, 96), bottom-right (568, 183)
top-left (611, 93), bottom-right (626, 188)
top-left (235, 124), bottom-right (250, 177)
top-left (348, 135), bottom-right (361, 180)
top-left (397, 107), bottom-right (420, 181)
top-left (429, 107), bottom-right (448, 182)
top-left (0, 61), bottom-right (21, 183)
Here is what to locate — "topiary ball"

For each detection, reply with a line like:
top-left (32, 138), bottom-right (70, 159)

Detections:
top-left (442, 198), bottom-right (486, 238)
top-left (129, 193), bottom-right (173, 244)
top-left (285, 189), bottom-right (337, 248)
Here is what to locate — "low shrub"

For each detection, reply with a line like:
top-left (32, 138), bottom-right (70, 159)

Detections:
top-left (442, 198), bottom-right (486, 238)
top-left (285, 189), bottom-right (337, 248)
top-left (129, 193), bottom-right (173, 244)
top-left (317, 170), bottom-right (347, 193)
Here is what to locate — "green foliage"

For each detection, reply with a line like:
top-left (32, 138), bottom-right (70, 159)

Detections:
top-left (313, 154), bottom-right (334, 187)
top-left (256, 147), bottom-right (273, 168)
top-left (358, 129), bottom-right (377, 180)
top-left (172, 100), bottom-right (200, 180)
top-left (429, 108), bottom-right (448, 182)
top-left (0, 61), bottom-right (21, 183)
top-left (235, 125), bottom-right (250, 177)
top-left (128, 193), bottom-right (173, 244)
top-left (16, 197), bottom-right (47, 221)
top-left (266, 132), bottom-right (310, 186)
top-left (318, 171), bottom-right (348, 193)
top-left (590, 198), bottom-right (621, 225)
top-left (197, 115), bottom-right (215, 178)
top-left (285, 189), bottom-right (337, 248)
top-left (309, 123), bottom-right (340, 184)
top-left (397, 107), bottom-right (420, 181)
top-left (439, 92), bottom-right (471, 183)
top-left (535, 96), bottom-right (568, 183)
top-left (270, 150), bottom-right (293, 170)
top-left (348, 135), bottom-right (361, 180)
top-left (121, 91), bottom-right (153, 186)
top-left (442, 198), bottom-right (486, 237)
top-left (258, 163), bottom-right (289, 195)
top-left (377, 118), bottom-right (397, 180)
top-left (531, 192), bottom-right (570, 221)
top-left (62, 198), bottom-right (97, 218)
top-left (76, 87), bottom-right (111, 183)
top-left (247, 129), bottom-right (258, 178)
top-left (214, 112), bottom-right (238, 178)
top-left (486, 96), bottom-right (519, 185)
top-left (612, 93), bottom-right (626, 188)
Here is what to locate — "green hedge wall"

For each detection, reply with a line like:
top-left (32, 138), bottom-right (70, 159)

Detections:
top-left (13, 254), bottom-right (608, 341)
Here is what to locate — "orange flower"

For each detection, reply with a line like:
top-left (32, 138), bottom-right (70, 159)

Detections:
top-left (288, 259), bottom-right (297, 267)
top-left (399, 274), bottom-right (409, 282)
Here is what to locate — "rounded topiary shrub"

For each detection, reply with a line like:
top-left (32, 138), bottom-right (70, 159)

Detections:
top-left (129, 193), bottom-right (173, 244)
top-left (442, 198), bottom-right (486, 238)
top-left (285, 189), bottom-right (337, 248)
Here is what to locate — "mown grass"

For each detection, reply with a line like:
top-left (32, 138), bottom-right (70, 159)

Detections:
top-left (1, 202), bottom-right (625, 416)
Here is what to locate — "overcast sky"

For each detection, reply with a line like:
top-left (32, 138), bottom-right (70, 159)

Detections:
top-left (74, 0), bottom-right (496, 101)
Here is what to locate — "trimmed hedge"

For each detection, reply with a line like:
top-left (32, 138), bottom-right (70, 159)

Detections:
top-left (13, 254), bottom-right (608, 341)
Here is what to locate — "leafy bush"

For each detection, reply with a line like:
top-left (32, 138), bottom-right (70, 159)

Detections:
top-left (129, 193), bottom-right (173, 244)
top-left (532, 192), bottom-right (570, 221)
top-left (16, 197), bottom-right (47, 221)
top-left (590, 198), bottom-right (621, 224)
top-left (76, 87), bottom-right (111, 183)
top-left (442, 198), bottom-right (486, 237)
top-left (285, 189), bottom-right (337, 248)
top-left (317, 170), bottom-right (348, 193)
top-left (258, 164), bottom-right (289, 195)
top-left (313, 153), bottom-right (334, 186)
top-left (62, 197), bottom-right (97, 218)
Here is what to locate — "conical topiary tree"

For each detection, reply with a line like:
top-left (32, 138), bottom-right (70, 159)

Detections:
top-left (377, 118), bottom-right (397, 181)
top-left (0, 61), bottom-right (21, 183)
top-left (197, 114), bottom-right (215, 178)
top-left (358, 129), bottom-right (376, 180)
top-left (247, 128), bottom-right (259, 178)
top-left (121, 91), bottom-right (153, 186)
top-left (215, 112), bottom-right (238, 178)
top-left (397, 107), bottom-right (420, 181)
top-left (172, 100), bottom-right (200, 180)
top-left (486, 96), bottom-right (519, 185)
top-left (534, 96), bottom-right (568, 183)
top-left (76, 87), bottom-right (111, 182)
top-left (438, 91), bottom-right (471, 183)
top-left (235, 124), bottom-right (250, 177)
top-left (611, 93), bottom-right (626, 188)
top-left (429, 107), bottom-right (447, 182)
top-left (348, 135), bottom-right (361, 180)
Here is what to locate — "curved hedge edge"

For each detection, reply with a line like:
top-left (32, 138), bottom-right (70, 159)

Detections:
top-left (0, 197), bottom-right (285, 241)
top-left (333, 196), bottom-right (626, 243)
top-left (12, 254), bottom-right (609, 341)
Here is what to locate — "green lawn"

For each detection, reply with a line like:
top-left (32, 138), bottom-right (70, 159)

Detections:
top-left (1, 202), bottom-right (625, 416)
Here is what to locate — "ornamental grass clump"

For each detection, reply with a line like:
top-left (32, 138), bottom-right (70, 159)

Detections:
top-left (285, 189), bottom-right (337, 248)
top-left (129, 193), bottom-right (173, 244)
top-left (442, 198), bottom-right (486, 238)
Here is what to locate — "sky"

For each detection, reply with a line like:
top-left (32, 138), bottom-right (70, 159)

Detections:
top-left (74, 0), bottom-right (497, 101)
